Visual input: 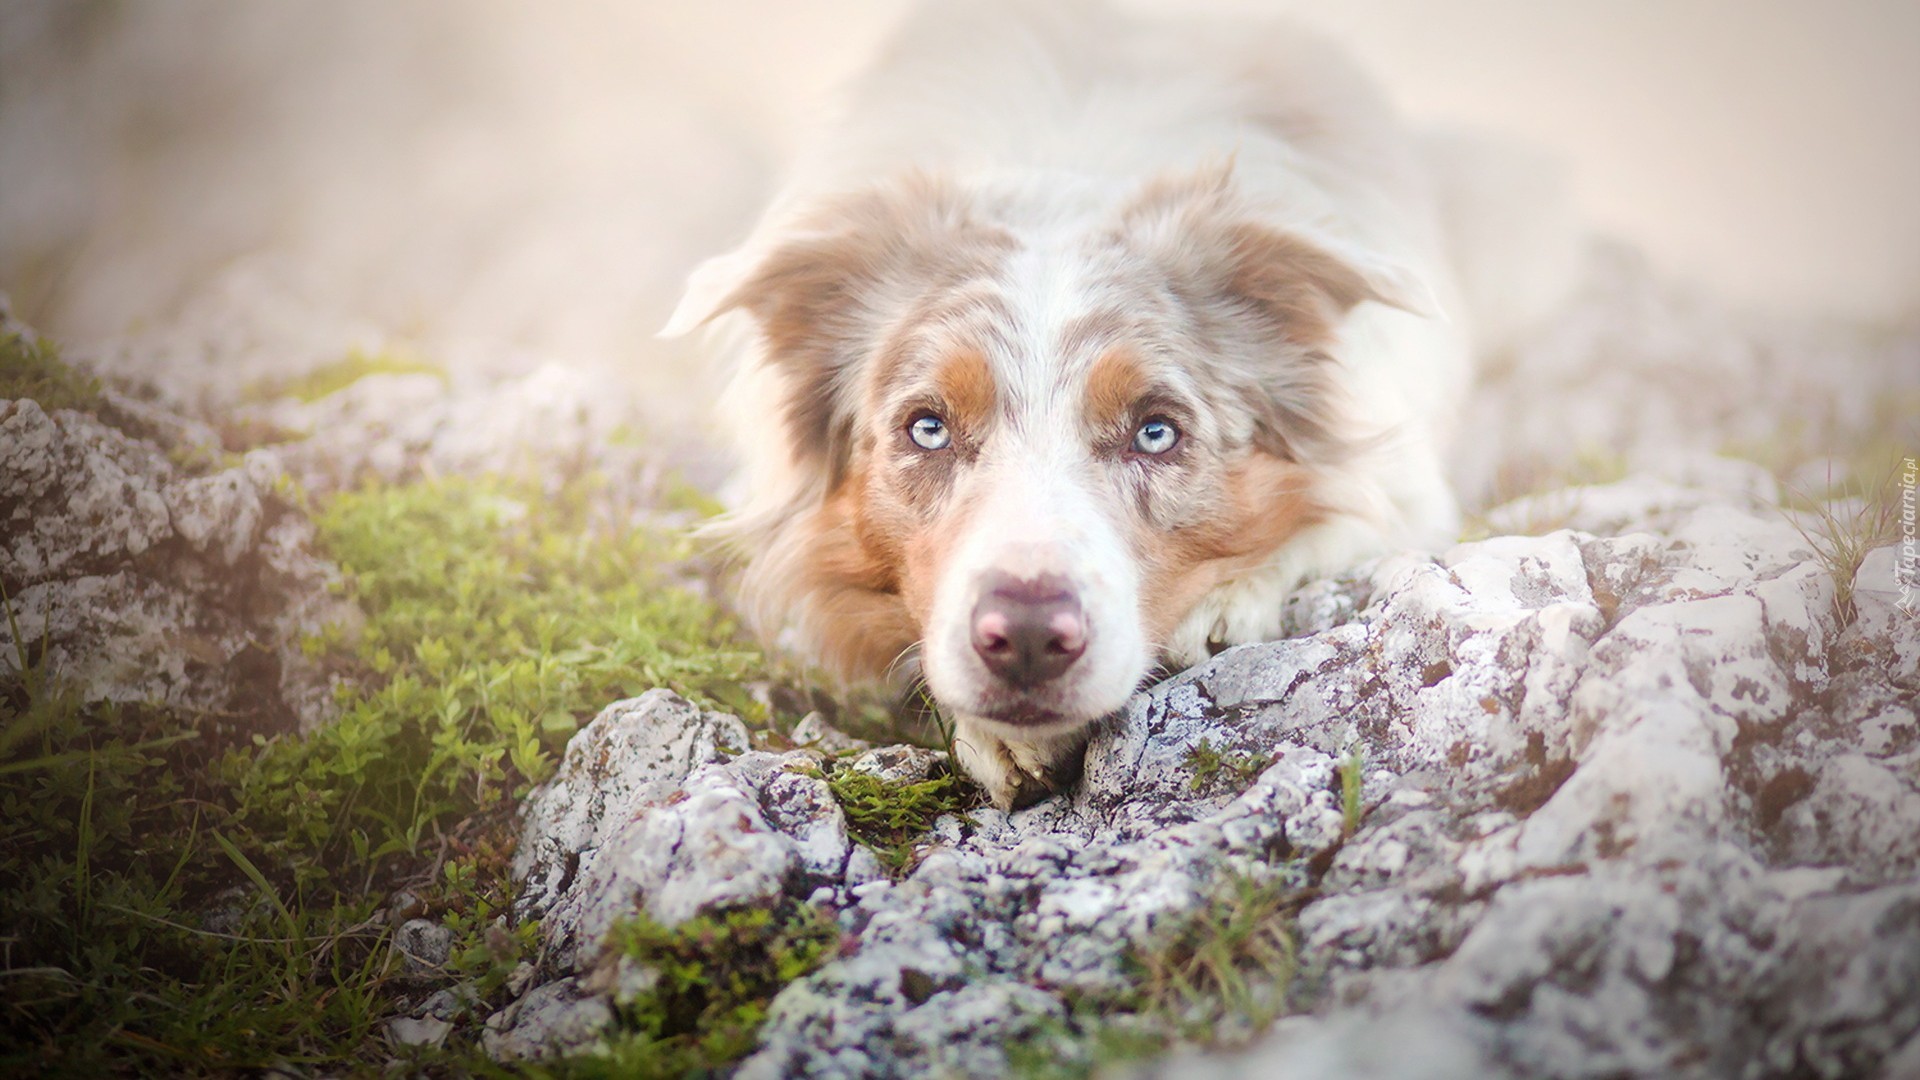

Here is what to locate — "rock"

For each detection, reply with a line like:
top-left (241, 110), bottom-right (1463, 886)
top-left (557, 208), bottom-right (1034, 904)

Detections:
top-left (394, 918), bottom-right (455, 974)
top-left (1852, 544), bottom-right (1920, 685)
top-left (1451, 242), bottom-right (1920, 510)
top-left (512, 689), bottom-right (754, 952)
top-left (1, 347), bottom-right (357, 732)
top-left (387, 1015), bottom-right (454, 1048)
top-left (1777, 754), bottom-right (1920, 885)
top-left (481, 977), bottom-right (612, 1062)
top-left (414, 987), bottom-right (474, 1021)
top-left (163, 468), bottom-right (264, 567)
top-left (1, 398), bottom-right (173, 579)
top-left (847, 744), bottom-right (945, 784)
top-left (386, 890), bottom-right (427, 924)
top-left (790, 712), bottom-right (873, 755)
top-left (496, 478), bottom-right (1920, 1077)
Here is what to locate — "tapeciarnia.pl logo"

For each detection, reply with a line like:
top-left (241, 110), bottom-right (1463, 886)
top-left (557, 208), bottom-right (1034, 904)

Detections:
top-left (1899, 456), bottom-right (1916, 613)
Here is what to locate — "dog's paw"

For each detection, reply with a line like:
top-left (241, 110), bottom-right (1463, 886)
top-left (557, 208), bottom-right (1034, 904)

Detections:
top-left (950, 717), bottom-right (1089, 811)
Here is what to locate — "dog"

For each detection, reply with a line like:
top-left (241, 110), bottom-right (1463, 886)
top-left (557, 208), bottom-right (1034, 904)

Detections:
top-left (665, 0), bottom-right (1564, 809)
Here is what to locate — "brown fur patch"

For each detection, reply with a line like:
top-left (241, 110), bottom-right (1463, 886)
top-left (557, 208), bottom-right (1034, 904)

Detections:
top-left (1137, 452), bottom-right (1322, 644)
top-left (1083, 349), bottom-right (1150, 435)
top-left (932, 349), bottom-right (997, 436)
top-left (1119, 166), bottom-right (1378, 348)
top-left (1218, 221), bottom-right (1375, 347)
top-left (777, 476), bottom-right (921, 680)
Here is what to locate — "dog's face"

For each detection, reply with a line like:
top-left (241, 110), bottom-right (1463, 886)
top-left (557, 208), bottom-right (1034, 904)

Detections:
top-left (680, 168), bottom-right (1411, 737)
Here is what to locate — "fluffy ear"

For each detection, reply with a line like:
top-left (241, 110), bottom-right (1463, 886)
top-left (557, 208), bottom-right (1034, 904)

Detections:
top-left (661, 177), bottom-right (1011, 483)
top-left (660, 248), bottom-right (764, 338)
top-left (1119, 165), bottom-right (1441, 338)
top-left (1117, 165), bottom-right (1439, 462)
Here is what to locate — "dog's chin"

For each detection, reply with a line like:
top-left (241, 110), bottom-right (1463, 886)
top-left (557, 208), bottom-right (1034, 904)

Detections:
top-left (941, 678), bottom-right (1135, 739)
top-left (973, 699), bottom-right (1082, 731)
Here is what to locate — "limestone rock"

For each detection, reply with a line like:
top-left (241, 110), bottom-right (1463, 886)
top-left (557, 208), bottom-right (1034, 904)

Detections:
top-left (496, 482), bottom-right (1920, 1078)
top-left (2, 336), bottom-right (356, 733)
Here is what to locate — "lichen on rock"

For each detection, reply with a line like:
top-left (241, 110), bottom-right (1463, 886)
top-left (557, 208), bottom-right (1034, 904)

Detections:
top-left (496, 463), bottom-right (1920, 1078)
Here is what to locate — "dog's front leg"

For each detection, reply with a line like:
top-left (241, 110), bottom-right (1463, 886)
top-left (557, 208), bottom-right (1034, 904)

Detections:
top-left (949, 715), bottom-right (1091, 811)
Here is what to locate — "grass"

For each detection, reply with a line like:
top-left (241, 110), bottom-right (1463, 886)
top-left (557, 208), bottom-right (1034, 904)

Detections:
top-left (0, 611), bottom-right (402, 1074)
top-left (1005, 1017), bottom-right (1169, 1080)
top-left (1007, 872), bottom-right (1306, 1078)
top-left (1128, 874), bottom-right (1300, 1040)
top-left (1, 465), bottom-right (778, 1075)
top-left (244, 347), bottom-right (447, 404)
top-left (1, 327), bottom-right (102, 412)
top-left (1183, 739), bottom-right (1272, 795)
top-left (1340, 743), bottom-right (1365, 838)
top-left (802, 759), bottom-right (976, 874)
top-left (1781, 457), bottom-right (1905, 626)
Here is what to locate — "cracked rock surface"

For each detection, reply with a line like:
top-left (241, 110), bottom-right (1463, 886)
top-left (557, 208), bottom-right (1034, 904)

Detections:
top-left (502, 462), bottom-right (1919, 1078)
top-left (1, 311), bottom-right (353, 732)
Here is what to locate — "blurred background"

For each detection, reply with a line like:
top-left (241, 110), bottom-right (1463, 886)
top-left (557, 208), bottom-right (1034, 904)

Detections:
top-left (1, 0), bottom-right (1916, 432)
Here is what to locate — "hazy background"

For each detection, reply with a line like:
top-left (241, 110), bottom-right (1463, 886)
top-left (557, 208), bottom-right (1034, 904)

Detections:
top-left (1, 0), bottom-right (1916, 411)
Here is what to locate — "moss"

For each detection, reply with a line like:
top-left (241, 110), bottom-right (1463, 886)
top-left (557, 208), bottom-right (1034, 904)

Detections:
top-left (0, 327), bottom-right (102, 412)
top-left (579, 905), bottom-right (839, 1078)
top-left (1006, 1018), bottom-right (1171, 1080)
top-left (165, 441), bottom-right (245, 476)
top-left (236, 471), bottom-right (769, 880)
top-left (2, 464), bottom-right (777, 1075)
top-left (246, 347), bottom-right (448, 404)
top-left (803, 759), bottom-right (975, 874)
top-left (1183, 739), bottom-right (1271, 795)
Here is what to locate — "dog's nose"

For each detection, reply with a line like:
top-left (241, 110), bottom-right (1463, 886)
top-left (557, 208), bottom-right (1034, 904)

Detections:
top-left (970, 572), bottom-right (1087, 689)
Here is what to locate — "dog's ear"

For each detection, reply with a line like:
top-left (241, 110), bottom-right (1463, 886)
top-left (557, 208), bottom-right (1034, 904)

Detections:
top-left (1119, 165), bottom-right (1441, 337)
top-left (1118, 165), bottom-right (1440, 463)
top-left (1210, 221), bottom-right (1443, 338)
top-left (662, 178), bottom-right (1009, 485)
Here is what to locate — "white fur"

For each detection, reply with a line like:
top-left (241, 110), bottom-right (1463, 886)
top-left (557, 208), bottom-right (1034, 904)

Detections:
top-left (666, 0), bottom-right (1571, 807)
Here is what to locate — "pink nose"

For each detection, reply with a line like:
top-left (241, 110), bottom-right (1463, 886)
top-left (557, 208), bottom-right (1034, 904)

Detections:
top-left (970, 572), bottom-right (1087, 689)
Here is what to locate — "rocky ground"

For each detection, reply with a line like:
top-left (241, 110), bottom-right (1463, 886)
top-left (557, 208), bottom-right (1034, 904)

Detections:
top-left (500, 464), bottom-right (1919, 1078)
top-left (4, 234), bottom-right (1919, 1078)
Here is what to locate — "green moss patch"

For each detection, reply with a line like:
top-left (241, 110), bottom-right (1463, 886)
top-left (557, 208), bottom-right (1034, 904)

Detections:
top-left (575, 904), bottom-right (839, 1077)
top-left (1183, 739), bottom-right (1272, 795)
top-left (246, 347), bottom-right (448, 404)
top-left (238, 473), bottom-right (767, 880)
top-left (803, 760), bottom-right (975, 874)
top-left (2, 464), bottom-right (775, 1075)
top-left (0, 328), bottom-right (102, 412)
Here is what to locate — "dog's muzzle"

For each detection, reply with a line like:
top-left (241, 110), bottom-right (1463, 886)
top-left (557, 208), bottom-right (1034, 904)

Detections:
top-left (969, 571), bottom-right (1087, 690)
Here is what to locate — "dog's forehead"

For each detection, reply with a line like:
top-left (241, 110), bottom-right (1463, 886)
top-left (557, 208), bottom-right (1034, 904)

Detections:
top-left (868, 225), bottom-right (1206, 435)
top-left (989, 241), bottom-right (1200, 415)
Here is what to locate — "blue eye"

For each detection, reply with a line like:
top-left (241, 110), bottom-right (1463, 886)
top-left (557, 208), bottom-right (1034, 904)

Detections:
top-left (908, 414), bottom-right (951, 451)
top-left (1132, 417), bottom-right (1179, 455)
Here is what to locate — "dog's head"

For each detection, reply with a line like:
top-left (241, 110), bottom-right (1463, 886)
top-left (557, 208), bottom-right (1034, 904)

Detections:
top-left (668, 166), bottom-right (1426, 737)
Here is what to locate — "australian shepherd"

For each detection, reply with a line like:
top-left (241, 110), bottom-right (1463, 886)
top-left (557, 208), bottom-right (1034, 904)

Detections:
top-left (665, 0), bottom-right (1567, 808)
